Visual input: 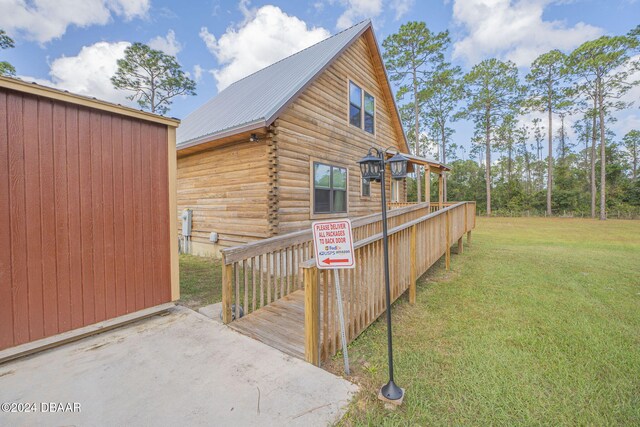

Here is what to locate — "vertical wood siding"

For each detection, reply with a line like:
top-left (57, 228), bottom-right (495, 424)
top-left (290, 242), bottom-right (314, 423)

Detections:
top-left (0, 89), bottom-right (172, 351)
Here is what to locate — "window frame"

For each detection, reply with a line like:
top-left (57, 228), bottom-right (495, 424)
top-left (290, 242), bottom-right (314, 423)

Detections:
top-left (347, 78), bottom-right (376, 136)
top-left (348, 81), bottom-right (362, 129)
top-left (363, 91), bottom-right (375, 134)
top-left (311, 160), bottom-right (349, 217)
top-left (360, 171), bottom-right (371, 198)
top-left (390, 179), bottom-right (401, 203)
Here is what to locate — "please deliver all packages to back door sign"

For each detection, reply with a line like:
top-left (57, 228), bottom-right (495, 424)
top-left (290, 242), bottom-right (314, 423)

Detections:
top-left (312, 219), bottom-right (355, 269)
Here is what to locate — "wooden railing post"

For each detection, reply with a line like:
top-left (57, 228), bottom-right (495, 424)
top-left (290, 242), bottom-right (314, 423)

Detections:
top-left (222, 261), bottom-right (233, 324)
top-left (409, 224), bottom-right (417, 304)
top-left (438, 173), bottom-right (444, 208)
top-left (425, 165), bottom-right (431, 206)
top-left (303, 264), bottom-right (320, 366)
top-left (445, 209), bottom-right (451, 270)
top-left (473, 202), bottom-right (476, 228)
top-left (467, 202), bottom-right (475, 245)
top-left (464, 202), bottom-right (468, 232)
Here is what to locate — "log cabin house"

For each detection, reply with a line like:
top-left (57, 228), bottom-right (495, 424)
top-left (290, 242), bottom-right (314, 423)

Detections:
top-left (176, 20), bottom-right (449, 258)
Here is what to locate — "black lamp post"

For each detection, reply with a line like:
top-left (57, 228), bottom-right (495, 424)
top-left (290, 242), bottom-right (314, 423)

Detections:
top-left (357, 147), bottom-right (408, 401)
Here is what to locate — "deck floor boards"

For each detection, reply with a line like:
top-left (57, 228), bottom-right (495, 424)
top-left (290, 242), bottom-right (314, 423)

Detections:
top-left (228, 290), bottom-right (306, 360)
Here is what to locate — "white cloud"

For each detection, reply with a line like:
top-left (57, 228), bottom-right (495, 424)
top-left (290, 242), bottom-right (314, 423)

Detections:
top-left (148, 30), bottom-right (182, 56)
top-left (391, 0), bottom-right (414, 20)
top-left (451, 0), bottom-right (603, 67)
top-left (0, 0), bottom-right (149, 43)
top-left (106, 0), bottom-right (150, 20)
top-left (613, 113), bottom-right (640, 137)
top-left (336, 0), bottom-right (383, 30)
top-left (193, 64), bottom-right (204, 81)
top-left (19, 41), bottom-right (134, 106)
top-left (199, 27), bottom-right (217, 54)
top-left (238, 0), bottom-right (256, 22)
top-left (200, 4), bottom-right (330, 91)
top-left (610, 55), bottom-right (640, 137)
top-left (619, 55), bottom-right (640, 106)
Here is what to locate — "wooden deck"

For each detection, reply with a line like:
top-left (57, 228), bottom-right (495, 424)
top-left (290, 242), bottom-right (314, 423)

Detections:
top-left (223, 202), bottom-right (477, 364)
top-left (228, 290), bottom-right (305, 360)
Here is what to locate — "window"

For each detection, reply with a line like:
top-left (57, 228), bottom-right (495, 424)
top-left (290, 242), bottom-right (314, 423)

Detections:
top-left (361, 176), bottom-right (370, 197)
top-left (349, 82), bottom-right (362, 128)
top-left (314, 162), bottom-right (347, 214)
top-left (391, 179), bottom-right (401, 203)
top-left (364, 92), bottom-right (375, 134)
top-left (348, 80), bottom-right (375, 134)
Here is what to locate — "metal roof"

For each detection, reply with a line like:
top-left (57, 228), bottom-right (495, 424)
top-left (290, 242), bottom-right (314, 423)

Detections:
top-left (177, 20), bottom-right (371, 147)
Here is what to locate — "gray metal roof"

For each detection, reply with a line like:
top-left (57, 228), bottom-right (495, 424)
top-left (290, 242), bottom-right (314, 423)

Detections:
top-left (177, 20), bottom-right (371, 147)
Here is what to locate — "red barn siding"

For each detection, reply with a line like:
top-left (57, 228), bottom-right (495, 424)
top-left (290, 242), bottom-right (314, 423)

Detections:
top-left (0, 88), bottom-right (172, 351)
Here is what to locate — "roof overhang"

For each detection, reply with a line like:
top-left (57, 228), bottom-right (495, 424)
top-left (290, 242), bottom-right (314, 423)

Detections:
top-left (177, 119), bottom-right (267, 151)
top-left (177, 127), bottom-right (270, 158)
top-left (177, 22), bottom-right (374, 151)
top-left (386, 149), bottom-right (450, 172)
top-left (176, 21), bottom-right (411, 156)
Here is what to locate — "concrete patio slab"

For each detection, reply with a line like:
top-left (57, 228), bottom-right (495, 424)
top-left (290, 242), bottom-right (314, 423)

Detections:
top-left (198, 302), bottom-right (222, 323)
top-left (0, 306), bottom-right (357, 426)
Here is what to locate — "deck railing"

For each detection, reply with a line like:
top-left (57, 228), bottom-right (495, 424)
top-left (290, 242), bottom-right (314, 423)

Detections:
top-left (430, 202), bottom-right (458, 212)
top-left (387, 202), bottom-right (418, 209)
top-left (220, 202), bottom-right (434, 323)
top-left (302, 201), bottom-right (476, 365)
top-left (388, 201), bottom-right (460, 212)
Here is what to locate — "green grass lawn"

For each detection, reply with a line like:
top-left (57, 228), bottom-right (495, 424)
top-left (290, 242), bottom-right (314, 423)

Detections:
top-left (178, 254), bottom-right (222, 310)
top-left (333, 217), bottom-right (640, 426)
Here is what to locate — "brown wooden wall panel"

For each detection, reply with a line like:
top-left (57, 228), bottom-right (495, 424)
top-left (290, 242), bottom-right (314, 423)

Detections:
top-left (0, 88), bottom-right (172, 351)
top-left (0, 91), bottom-right (12, 350)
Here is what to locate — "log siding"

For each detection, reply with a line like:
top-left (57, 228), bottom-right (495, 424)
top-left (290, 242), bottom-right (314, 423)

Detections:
top-left (275, 36), bottom-right (406, 234)
top-left (176, 29), bottom-right (407, 255)
top-left (176, 139), bottom-right (271, 254)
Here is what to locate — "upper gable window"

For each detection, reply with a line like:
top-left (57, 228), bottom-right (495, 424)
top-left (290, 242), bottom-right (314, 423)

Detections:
top-left (364, 92), bottom-right (375, 134)
top-left (349, 81), bottom-right (362, 128)
top-left (349, 81), bottom-right (375, 134)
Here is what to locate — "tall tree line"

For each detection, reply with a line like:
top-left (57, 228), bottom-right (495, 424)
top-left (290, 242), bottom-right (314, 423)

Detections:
top-left (385, 22), bottom-right (640, 219)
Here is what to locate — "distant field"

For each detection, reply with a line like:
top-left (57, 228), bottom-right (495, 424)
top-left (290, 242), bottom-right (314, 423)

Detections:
top-left (334, 217), bottom-right (640, 426)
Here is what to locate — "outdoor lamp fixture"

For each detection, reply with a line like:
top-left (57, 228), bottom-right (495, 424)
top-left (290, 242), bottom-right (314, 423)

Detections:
top-left (357, 147), bottom-right (408, 402)
top-left (358, 149), bottom-right (383, 182)
top-left (387, 152), bottom-right (409, 179)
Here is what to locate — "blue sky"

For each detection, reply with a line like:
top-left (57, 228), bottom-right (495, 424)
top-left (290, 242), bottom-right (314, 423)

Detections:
top-left (2, 0), bottom-right (639, 158)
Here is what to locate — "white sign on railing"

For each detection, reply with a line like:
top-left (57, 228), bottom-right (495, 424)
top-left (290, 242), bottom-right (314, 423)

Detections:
top-left (311, 219), bottom-right (355, 269)
top-left (311, 218), bottom-right (355, 374)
